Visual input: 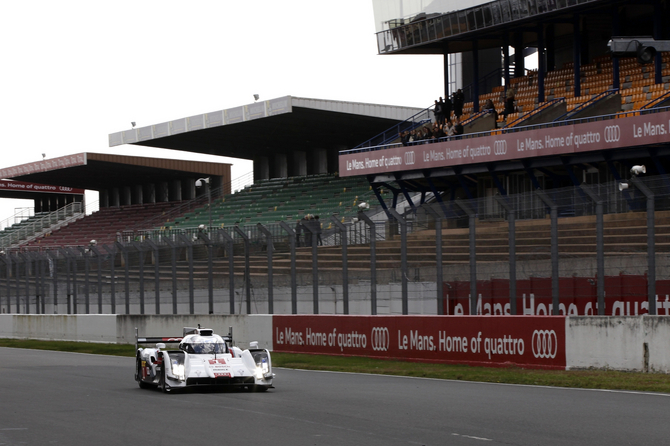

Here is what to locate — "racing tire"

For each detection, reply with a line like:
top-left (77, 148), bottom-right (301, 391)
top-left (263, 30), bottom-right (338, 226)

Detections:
top-left (159, 363), bottom-right (168, 393)
top-left (136, 358), bottom-right (151, 389)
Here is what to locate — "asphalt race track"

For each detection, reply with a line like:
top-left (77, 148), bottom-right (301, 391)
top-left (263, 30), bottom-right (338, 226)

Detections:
top-left (0, 347), bottom-right (667, 446)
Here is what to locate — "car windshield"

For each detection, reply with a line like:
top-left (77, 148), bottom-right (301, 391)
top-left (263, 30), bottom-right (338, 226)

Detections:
top-left (181, 342), bottom-right (227, 354)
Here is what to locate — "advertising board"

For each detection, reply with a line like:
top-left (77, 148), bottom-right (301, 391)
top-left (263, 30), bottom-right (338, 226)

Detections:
top-left (273, 315), bottom-right (566, 369)
top-left (339, 110), bottom-right (670, 176)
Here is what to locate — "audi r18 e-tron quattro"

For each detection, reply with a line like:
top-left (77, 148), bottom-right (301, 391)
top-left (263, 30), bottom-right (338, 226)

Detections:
top-left (135, 326), bottom-right (273, 392)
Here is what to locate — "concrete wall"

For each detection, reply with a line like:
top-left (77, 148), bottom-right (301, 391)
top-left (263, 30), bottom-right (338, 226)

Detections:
top-left (0, 314), bottom-right (273, 350)
top-left (566, 316), bottom-right (670, 373)
top-left (3, 314), bottom-right (670, 373)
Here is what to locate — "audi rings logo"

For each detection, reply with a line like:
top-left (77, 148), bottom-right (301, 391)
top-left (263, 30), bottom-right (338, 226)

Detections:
top-left (604, 125), bottom-right (621, 143)
top-left (370, 327), bottom-right (390, 352)
top-left (531, 330), bottom-right (558, 359)
top-left (404, 151), bottom-right (415, 165)
top-left (493, 140), bottom-right (507, 155)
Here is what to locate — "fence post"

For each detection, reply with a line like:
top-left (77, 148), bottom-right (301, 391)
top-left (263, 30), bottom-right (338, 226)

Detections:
top-left (494, 195), bottom-right (517, 315)
top-left (631, 177), bottom-right (656, 315)
top-left (580, 184), bottom-right (605, 315)
top-left (58, 248), bottom-right (71, 314)
top-left (77, 246), bottom-right (91, 314)
top-left (162, 237), bottom-right (179, 314)
top-left (257, 223), bottom-right (274, 314)
top-left (195, 232), bottom-right (214, 315)
top-left (88, 245), bottom-right (104, 314)
top-left (357, 213), bottom-right (377, 315)
top-left (3, 254), bottom-right (11, 313)
top-left (218, 229), bottom-right (236, 315)
top-left (234, 226), bottom-right (252, 315)
top-left (455, 199), bottom-right (478, 315)
top-left (423, 205), bottom-right (444, 315)
top-left (143, 239), bottom-right (161, 315)
top-left (177, 234), bottom-right (195, 315)
top-left (0, 255), bottom-right (7, 313)
top-left (19, 253), bottom-right (30, 314)
top-left (131, 242), bottom-right (146, 315)
top-left (115, 242), bottom-right (130, 314)
top-left (301, 220), bottom-right (319, 314)
top-left (535, 191), bottom-right (559, 316)
top-left (330, 216), bottom-right (349, 314)
top-left (279, 221), bottom-right (298, 314)
top-left (47, 250), bottom-right (58, 314)
top-left (388, 208), bottom-right (408, 315)
top-left (103, 244), bottom-right (117, 314)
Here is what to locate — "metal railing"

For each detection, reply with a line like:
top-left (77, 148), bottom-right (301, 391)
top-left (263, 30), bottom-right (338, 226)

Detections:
top-left (1, 176), bottom-right (668, 317)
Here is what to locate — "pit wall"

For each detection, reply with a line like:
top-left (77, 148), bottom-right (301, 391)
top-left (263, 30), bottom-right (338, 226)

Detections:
top-left (1, 314), bottom-right (669, 373)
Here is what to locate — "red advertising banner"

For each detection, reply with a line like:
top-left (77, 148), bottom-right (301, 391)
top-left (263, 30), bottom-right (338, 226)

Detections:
top-left (339, 110), bottom-right (670, 176)
top-left (445, 274), bottom-right (670, 316)
top-left (0, 180), bottom-right (84, 195)
top-left (273, 315), bottom-right (566, 370)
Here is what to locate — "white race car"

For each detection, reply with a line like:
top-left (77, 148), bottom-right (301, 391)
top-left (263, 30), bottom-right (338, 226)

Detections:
top-left (135, 326), bottom-right (274, 392)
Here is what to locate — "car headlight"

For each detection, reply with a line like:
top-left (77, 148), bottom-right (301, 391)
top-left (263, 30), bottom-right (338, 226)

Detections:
top-left (171, 361), bottom-right (185, 381)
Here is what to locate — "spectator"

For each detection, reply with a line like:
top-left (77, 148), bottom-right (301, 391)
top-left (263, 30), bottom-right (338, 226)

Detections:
top-left (433, 122), bottom-right (445, 139)
top-left (434, 99), bottom-right (444, 126)
top-left (303, 215), bottom-right (313, 247)
top-left (315, 215), bottom-right (323, 246)
top-left (452, 89), bottom-right (464, 119)
top-left (504, 88), bottom-right (516, 119)
top-left (400, 131), bottom-right (410, 146)
top-left (444, 121), bottom-right (455, 137)
top-left (295, 219), bottom-right (303, 247)
top-left (443, 95), bottom-right (453, 123)
top-left (484, 99), bottom-right (498, 123)
top-left (453, 117), bottom-right (464, 136)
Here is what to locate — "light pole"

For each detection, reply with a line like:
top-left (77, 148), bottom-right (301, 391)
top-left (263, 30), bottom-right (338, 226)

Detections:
top-left (195, 177), bottom-right (212, 231)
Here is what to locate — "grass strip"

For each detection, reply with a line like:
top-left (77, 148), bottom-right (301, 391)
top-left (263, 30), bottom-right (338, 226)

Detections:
top-left (2, 339), bottom-right (669, 393)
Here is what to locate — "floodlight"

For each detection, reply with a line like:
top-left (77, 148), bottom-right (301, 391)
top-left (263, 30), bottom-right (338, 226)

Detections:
top-left (619, 182), bottom-right (629, 191)
top-left (131, 122), bottom-right (136, 128)
top-left (253, 94), bottom-right (259, 101)
top-left (630, 165), bottom-right (646, 176)
top-left (195, 177), bottom-right (210, 188)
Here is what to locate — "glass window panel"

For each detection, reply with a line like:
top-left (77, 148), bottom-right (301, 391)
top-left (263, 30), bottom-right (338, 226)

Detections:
top-left (483, 5), bottom-right (492, 27)
top-left (427, 19), bottom-right (437, 41)
top-left (475, 8), bottom-right (485, 29)
top-left (501, 0), bottom-right (512, 22)
top-left (466, 10), bottom-right (476, 31)
top-left (510, 0), bottom-right (520, 20)
top-left (442, 14), bottom-right (453, 37)
top-left (457, 12), bottom-right (468, 34)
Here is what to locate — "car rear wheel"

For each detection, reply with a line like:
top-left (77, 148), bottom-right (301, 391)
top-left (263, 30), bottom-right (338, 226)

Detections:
top-left (159, 355), bottom-right (169, 393)
top-left (137, 358), bottom-right (151, 389)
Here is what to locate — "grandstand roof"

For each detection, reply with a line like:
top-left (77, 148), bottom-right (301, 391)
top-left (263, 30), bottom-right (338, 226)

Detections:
top-left (375, 0), bottom-right (618, 55)
top-left (0, 153), bottom-right (230, 191)
top-left (107, 96), bottom-right (425, 158)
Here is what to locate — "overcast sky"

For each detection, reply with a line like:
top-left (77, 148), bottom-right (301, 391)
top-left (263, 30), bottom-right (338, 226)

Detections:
top-left (0, 0), bottom-right (443, 223)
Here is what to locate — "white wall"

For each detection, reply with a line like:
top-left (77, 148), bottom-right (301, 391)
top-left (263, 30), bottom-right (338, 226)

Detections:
top-left (566, 316), bottom-right (670, 373)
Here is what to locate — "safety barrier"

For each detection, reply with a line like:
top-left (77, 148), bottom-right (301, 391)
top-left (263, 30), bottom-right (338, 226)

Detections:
top-left (2, 314), bottom-right (670, 373)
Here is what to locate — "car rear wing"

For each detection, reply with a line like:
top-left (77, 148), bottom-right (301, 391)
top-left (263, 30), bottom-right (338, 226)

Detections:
top-left (135, 326), bottom-right (234, 351)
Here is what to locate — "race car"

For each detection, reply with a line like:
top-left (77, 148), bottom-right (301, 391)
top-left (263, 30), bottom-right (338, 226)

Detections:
top-left (135, 326), bottom-right (274, 392)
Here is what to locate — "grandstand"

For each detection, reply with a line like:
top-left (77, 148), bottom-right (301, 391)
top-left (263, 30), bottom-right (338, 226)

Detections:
top-left (2, 0), bottom-right (670, 317)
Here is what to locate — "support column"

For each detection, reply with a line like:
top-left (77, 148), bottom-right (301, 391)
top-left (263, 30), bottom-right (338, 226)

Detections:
top-left (133, 184), bottom-right (143, 205)
top-left (573, 16), bottom-right (582, 97)
top-left (273, 154), bottom-right (288, 178)
top-left (312, 149), bottom-right (327, 174)
top-left (255, 156), bottom-right (270, 181)
top-left (292, 151), bottom-right (307, 177)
